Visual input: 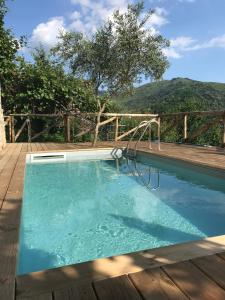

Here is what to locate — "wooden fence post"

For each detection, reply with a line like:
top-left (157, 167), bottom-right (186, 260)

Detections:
top-left (223, 114), bottom-right (225, 147)
top-left (115, 117), bottom-right (119, 142)
top-left (157, 117), bottom-right (161, 151)
top-left (8, 117), bottom-right (12, 142)
top-left (64, 115), bottom-right (71, 143)
top-left (184, 114), bottom-right (188, 142)
top-left (27, 118), bottom-right (31, 143)
top-left (10, 116), bottom-right (15, 143)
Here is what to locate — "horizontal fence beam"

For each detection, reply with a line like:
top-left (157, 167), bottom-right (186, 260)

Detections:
top-left (99, 116), bottom-right (117, 127)
top-left (3, 110), bottom-right (225, 146)
top-left (160, 110), bottom-right (225, 117)
top-left (4, 110), bottom-right (225, 119)
top-left (5, 113), bottom-right (159, 118)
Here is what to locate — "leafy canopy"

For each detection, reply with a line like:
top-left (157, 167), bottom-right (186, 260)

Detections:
top-left (53, 2), bottom-right (169, 95)
top-left (0, 0), bottom-right (23, 93)
top-left (4, 48), bottom-right (98, 114)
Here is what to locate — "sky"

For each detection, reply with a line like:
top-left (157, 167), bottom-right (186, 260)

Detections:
top-left (5, 0), bottom-right (225, 83)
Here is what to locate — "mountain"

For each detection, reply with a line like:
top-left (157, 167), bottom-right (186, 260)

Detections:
top-left (114, 78), bottom-right (225, 113)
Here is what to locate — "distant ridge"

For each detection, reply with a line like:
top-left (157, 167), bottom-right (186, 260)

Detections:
top-left (114, 78), bottom-right (225, 113)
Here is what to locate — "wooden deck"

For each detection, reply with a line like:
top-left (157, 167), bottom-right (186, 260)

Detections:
top-left (1, 142), bottom-right (225, 300)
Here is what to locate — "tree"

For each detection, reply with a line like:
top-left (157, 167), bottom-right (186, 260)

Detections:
top-left (4, 48), bottom-right (98, 115)
top-left (0, 0), bottom-right (23, 102)
top-left (53, 2), bottom-right (169, 96)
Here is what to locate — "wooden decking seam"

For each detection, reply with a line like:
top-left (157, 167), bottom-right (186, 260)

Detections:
top-left (0, 144), bottom-right (22, 211)
top-left (158, 266), bottom-right (191, 300)
top-left (190, 258), bottom-right (225, 292)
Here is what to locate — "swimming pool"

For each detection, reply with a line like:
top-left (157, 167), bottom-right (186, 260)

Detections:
top-left (17, 149), bottom-right (225, 275)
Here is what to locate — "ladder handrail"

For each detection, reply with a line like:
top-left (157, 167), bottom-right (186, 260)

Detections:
top-left (126, 118), bottom-right (160, 159)
top-left (126, 120), bottom-right (149, 153)
top-left (126, 159), bottom-right (160, 191)
top-left (125, 118), bottom-right (161, 190)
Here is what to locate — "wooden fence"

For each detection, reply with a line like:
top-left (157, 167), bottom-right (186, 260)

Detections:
top-left (3, 110), bottom-right (225, 146)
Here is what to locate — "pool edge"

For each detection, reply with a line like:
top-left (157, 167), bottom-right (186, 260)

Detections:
top-left (0, 147), bottom-right (225, 300)
top-left (16, 234), bottom-right (225, 297)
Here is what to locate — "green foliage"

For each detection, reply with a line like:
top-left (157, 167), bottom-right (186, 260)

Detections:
top-left (114, 77), bottom-right (225, 113)
top-left (3, 48), bottom-right (98, 114)
top-left (0, 0), bottom-right (24, 96)
top-left (0, 1), bottom-right (224, 145)
top-left (53, 2), bottom-right (169, 96)
top-left (114, 77), bottom-right (225, 146)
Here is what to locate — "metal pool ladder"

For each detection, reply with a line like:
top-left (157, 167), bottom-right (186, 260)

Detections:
top-left (125, 118), bottom-right (161, 160)
top-left (126, 158), bottom-right (160, 191)
top-left (124, 119), bottom-right (161, 191)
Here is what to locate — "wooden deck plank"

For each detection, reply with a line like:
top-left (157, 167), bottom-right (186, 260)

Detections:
top-left (16, 234), bottom-right (225, 298)
top-left (30, 143), bottom-right (38, 152)
top-left (0, 143), bottom-right (11, 160)
top-left (17, 292), bottom-right (53, 300)
top-left (163, 261), bottom-right (225, 300)
top-left (217, 252), bottom-right (225, 261)
top-left (35, 143), bottom-right (43, 151)
top-left (27, 143), bottom-right (32, 152)
top-left (54, 282), bottom-right (97, 300)
top-left (40, 143), bottom-right (49, 151)
top-left (192, 254), bottom-right (225, 290)
top-left (94, 275), bottom-right (142, 300)
top-left (44, 143), bottom-right (59, 150)
top-left (0, 144), bottom-right (22, 204)
top-left (0, 144), bottom-right (24, 300)
top-left (0, 144), bottom-right (16, 175)
top-left (21, 143), bottom-right (28, 153)
top-left (129, 268), bottom-right (188, 300)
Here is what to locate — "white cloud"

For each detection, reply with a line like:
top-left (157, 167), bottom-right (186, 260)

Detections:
top-left (69, 0), bottom-right (130, 34)
top-left (148, 7), bottom-right (168, 27)
top-left (164, 36), bottom-right (195, 58)
top-left (178, 0), bottom-right (195, 2)
top-left (201, 34), bottom-right (225, 49)
top-left (30, 17), bottom-right (66, 48)
top-left (69, 1), bottom-right (168, 35)
top-left (162, 48), bottom-right (182, 59)
top-left (26, 1), bottom-right (169, 50)
top-left (170, 36), bottom-right (196, 48)
top-left (164, 34), bottom-right (225, 59)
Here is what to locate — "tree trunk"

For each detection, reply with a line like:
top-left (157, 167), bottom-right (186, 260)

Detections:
top-left (0, 86), bottom-right (6, 149)
top-left (92, 98), bottom-right (108, 147)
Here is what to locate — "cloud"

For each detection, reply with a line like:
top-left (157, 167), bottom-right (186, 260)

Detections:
top-left (149, 0), bottom-right (196, 3)
top-left (164, 36), bottom-right (196, 58)
top-left (148, 7), bottom-right (168, 27)
top-left (178, 0), bottom-right (195, 2)
top-left (30, 17), bottom-right (66, 49)
top-left (164, 34), bottom-right (225, 59)
top-left (69, 0), bottom-right (130, 34)
top-left (195, 34), bottom-right (225, 50)
top-left (69, 1), bottom-right (168, 35)
top-left (27, 1), bottom-right (169, 51)
top-left (170, 36), bottom-right (196, 48)
top-left (162, 48), bottom-right (182, 59)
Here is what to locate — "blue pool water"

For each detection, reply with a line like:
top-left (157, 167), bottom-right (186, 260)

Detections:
top-left (17, 155), bottom-right (225, 275)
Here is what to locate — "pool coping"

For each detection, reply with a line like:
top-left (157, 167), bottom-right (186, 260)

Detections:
top-left (16, 235), bottom-right (225, 297)
top-left (2, 144), bottom-right (225, 299)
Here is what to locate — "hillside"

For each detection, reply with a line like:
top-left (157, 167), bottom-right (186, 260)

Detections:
top-left (114, 78), bottom-right (225, 113)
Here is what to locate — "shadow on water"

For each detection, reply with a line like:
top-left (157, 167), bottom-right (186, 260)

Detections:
top-left (109, 213), bottom-right (202, 244)
top-left (17, 242), bottom-right (59, 275)
top-left (3, 194), bottom-right (225, 300)
top-left (105, 157), bottom-right (225, 238)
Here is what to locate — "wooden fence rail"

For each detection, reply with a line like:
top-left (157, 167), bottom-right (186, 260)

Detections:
top-left (3, 110), bottom-right (225, 146)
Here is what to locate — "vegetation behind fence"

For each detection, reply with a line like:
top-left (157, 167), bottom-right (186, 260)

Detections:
top-left (4, 110), bottom-right (225, 147)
